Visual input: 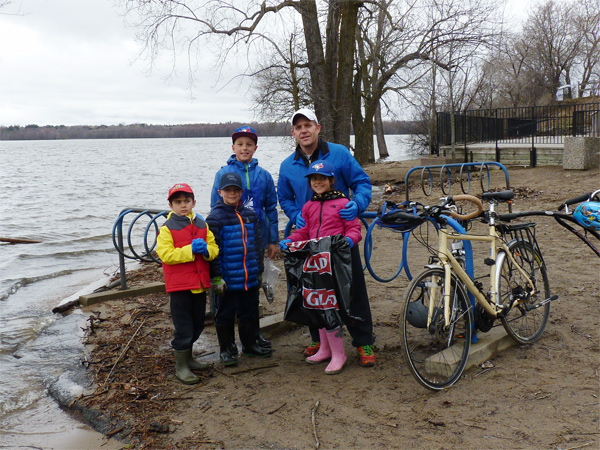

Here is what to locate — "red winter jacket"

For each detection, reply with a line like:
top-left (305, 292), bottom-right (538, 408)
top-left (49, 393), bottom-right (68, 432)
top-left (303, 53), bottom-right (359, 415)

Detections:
top-left (156, 212), bottom-right (218, 293)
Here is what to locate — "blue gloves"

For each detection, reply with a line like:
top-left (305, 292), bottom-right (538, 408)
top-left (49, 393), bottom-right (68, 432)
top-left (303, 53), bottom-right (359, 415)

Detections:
top-left (346, 237), bottom-right (354, 248)
top-left (191, 238), bottom-right (209, 256)
top-left (295, 212), bottom-right (306, 229)
top-left (279, 238), bottom-right (292, 250)
top-left (339, 200), bottom-right (359, 220)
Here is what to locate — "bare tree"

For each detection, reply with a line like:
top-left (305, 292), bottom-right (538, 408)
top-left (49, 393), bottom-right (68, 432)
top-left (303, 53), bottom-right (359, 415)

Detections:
top-left (121, 0), bottom-right (504, 163)
top-left (573, 0), bottom-right (600, 96)
top-left (521, 0), bottom-right (579, 99)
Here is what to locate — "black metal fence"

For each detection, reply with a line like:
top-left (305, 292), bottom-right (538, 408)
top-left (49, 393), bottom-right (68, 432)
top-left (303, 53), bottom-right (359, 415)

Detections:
top-left (437, 102), bottom-right (600, 149)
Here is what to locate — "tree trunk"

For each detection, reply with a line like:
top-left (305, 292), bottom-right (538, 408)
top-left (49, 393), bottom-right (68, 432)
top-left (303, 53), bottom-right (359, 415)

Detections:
top-left (333, 1), bottom-right (360, 148)
top-left (299, 0), bottom-right (333, 140)
top-left (354, 114), bottom-right (375, 165)
top-left (374, 102), bottom-right (388, 159)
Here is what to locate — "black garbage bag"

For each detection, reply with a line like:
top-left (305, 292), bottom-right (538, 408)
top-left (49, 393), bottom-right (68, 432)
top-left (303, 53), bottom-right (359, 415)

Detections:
top-left (282, 235), bottom-right (363, 329)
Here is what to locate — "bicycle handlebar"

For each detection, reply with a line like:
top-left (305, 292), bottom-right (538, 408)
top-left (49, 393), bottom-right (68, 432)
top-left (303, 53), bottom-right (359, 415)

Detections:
top-left (558, 192), bottom-right (592, 211)
top-left (448, 194), bottom-right (484, 220)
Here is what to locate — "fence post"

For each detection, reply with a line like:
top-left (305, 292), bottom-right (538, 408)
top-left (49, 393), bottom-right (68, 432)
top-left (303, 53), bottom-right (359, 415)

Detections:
top-left (530, 106), bottom-right (537, 167)
top-left (463, 110), bottom-right (468, 162)
top-left (116, 219), bottom-right (128, 290)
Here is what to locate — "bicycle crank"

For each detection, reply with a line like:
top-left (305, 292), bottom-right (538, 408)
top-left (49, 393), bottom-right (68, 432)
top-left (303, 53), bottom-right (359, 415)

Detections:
top-left (524, 294), bottom-right (559, 311)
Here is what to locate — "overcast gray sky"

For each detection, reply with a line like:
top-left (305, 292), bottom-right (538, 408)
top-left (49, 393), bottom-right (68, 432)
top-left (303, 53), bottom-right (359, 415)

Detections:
top-left (0, 0), bottom-right (254, 127)
top-left (0, 0), bottom-right (529, 128)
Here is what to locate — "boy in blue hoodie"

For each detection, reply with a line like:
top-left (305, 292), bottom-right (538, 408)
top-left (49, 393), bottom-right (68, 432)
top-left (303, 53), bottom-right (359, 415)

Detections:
top-left (210, 126), bottom-right (278, 352)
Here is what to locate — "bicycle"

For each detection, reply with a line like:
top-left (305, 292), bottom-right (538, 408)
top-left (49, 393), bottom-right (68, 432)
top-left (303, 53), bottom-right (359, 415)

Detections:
top-left (399, 192), bottom-right (557, 390)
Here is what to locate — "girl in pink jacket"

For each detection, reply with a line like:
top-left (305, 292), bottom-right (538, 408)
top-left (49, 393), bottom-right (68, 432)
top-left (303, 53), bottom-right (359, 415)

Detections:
top-left (280, 160), bottom-right (361, 374)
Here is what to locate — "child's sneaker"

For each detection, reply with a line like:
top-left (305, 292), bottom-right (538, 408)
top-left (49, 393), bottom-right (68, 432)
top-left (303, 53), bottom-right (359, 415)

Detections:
top-left (303, 341), bottom-right (320, 357)
top-left (357, 345), bottom-right (376, 367)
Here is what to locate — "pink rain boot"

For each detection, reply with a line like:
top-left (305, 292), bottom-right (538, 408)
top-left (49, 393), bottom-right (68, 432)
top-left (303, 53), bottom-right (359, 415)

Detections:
top-left (306, 329), bottom-right (331, 364)
top-left (324, 328), bottom-right (347, 375)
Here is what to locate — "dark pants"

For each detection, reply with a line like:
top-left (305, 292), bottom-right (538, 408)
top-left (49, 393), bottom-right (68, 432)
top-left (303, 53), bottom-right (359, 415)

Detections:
top-left (170, 290), bottom-right (207, 351)
top-left (214, 287), bottom-right (259, 326)
top-left (309, 245), bottom-right (374, 347)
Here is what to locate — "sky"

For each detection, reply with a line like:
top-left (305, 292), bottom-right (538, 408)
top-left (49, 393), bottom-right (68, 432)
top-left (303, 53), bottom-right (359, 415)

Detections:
top-left (0, 0), bottom-right (254, 127)
top-left (0, 0), bottom-right (530, 128)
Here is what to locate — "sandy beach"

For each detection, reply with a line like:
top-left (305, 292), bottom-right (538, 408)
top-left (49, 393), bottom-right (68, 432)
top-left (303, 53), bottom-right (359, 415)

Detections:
top-left (66, 160), bottom-right (599, 449)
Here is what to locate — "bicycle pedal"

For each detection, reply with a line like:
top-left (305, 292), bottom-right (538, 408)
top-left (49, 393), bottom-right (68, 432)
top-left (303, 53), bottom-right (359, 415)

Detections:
top-left (483, 258), bottom-right (495, 266)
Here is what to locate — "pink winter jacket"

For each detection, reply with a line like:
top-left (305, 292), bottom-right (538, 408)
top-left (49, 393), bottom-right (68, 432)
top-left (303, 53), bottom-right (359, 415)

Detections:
top-left (288, 193), bottom-right (362, 245)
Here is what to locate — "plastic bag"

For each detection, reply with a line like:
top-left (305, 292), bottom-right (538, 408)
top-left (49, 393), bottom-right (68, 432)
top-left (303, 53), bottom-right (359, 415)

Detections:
top-left (282, 235), bottom-right (363, 329)
top-left (262, 257), bottom-right (281, 304)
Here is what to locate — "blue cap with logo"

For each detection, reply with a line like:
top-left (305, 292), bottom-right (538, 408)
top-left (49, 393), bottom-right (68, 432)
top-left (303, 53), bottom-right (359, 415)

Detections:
top-left (232, 126), bottom-right (258, 144)
top-left (305, 160), bottom-right (335, 178)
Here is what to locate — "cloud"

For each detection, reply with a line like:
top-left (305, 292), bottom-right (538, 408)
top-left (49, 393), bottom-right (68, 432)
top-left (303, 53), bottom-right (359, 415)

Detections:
top-left (0, 0), bottom-right (253, 126)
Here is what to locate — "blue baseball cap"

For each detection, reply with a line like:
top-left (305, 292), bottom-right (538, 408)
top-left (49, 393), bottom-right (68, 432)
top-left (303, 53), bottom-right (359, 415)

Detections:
top-left (219, 172), bottom-right (243, 190)
top-left (232, 126), bottom-right (258, 144)
top-left (305, 160), bottom-right (335, 178)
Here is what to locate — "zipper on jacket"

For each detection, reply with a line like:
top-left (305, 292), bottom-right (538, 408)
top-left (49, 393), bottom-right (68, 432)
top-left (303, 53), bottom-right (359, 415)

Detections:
top-left (316, 201), bottom-right (324, 237)
top-left (245, 164), bottom-right (251, 189)
top-left (235, 210), bottom-right (249, 290)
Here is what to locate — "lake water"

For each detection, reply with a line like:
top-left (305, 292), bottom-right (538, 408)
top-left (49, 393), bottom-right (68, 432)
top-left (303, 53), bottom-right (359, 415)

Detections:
top-left (0, 135), bottom-right (415, 447)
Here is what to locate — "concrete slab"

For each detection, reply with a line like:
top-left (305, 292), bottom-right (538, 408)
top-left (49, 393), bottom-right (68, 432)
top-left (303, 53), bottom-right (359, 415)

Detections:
top-left (260, 312), bottom-right (298, 338)
top-left (424, 326), bottom-right (517, 377)
top-left (79, 281), bottom-right (165, 307)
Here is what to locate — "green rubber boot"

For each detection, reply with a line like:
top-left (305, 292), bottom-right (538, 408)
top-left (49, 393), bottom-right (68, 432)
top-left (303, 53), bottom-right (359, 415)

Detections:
top-left (174, 349), bottom-right (200, 384)
top-left (186, 348), bottom-right (209, 371)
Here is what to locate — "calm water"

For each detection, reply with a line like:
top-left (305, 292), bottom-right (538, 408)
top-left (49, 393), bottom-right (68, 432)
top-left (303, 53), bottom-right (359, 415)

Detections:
top-left (0, 135), bottom-right (415, 446)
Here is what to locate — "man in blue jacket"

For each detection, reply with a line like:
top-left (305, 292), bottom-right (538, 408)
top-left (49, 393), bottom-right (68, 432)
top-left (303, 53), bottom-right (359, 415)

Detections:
top-left (278, 108), bottom-right (376, 367)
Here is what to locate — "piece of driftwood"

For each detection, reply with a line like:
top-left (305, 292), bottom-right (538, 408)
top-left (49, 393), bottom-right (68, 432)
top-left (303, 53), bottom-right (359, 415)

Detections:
top-left (311, 400), bottom-right (320, 449)
top-left (0, 237), bottom-right (41, 244)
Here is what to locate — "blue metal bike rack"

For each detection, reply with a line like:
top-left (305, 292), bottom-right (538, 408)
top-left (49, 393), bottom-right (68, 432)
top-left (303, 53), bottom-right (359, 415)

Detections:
top-left (112, 208), bottom-right (168, 289)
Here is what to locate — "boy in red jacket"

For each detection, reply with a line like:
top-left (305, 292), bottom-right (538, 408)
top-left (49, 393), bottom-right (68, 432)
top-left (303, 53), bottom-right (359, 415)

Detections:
top-left (157, 183), bottom-right (219, 384)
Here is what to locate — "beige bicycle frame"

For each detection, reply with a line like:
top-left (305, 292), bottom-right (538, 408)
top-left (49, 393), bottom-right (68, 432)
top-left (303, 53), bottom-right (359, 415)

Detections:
top-left (427, 224), bottom-right (537, 329)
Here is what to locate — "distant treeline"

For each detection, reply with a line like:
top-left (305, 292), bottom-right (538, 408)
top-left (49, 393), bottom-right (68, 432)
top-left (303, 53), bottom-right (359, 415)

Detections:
top-left (0, 121), bottom-right (424, 141)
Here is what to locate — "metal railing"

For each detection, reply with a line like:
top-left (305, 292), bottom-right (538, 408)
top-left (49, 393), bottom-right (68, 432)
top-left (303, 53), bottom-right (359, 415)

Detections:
top-left (437, 102), bottom-right (600, 149)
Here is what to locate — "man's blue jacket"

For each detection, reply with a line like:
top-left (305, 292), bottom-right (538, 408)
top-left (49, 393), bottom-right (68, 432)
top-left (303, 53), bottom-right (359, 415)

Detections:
top-left (277, 139), bottom-right (372, 223)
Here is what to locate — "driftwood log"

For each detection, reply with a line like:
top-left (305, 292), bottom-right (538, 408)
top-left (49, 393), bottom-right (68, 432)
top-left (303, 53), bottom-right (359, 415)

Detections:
top-left (0, 237), bottom-right (42, 244)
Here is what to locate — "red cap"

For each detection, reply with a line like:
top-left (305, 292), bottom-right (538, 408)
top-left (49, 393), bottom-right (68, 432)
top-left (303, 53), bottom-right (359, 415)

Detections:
top-left (168, 183), bottom-right (194, 200)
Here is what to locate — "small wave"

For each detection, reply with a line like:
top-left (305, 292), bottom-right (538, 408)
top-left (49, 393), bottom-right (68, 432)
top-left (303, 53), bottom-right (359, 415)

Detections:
top-left (0, 269), bottom-right (79, 301)
top-left (0, 387), bottom-right (44, 418)
top-left (16, 247), bottom-right (115, 261)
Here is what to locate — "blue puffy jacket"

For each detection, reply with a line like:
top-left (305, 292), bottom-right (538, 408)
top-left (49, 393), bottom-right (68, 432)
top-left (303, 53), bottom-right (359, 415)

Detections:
top-left (206, 198), bottom-right (264, 291)
top-left (277, 139), bottom-right (372, 222)
top-left (211, 156), bottom-right (279, 248)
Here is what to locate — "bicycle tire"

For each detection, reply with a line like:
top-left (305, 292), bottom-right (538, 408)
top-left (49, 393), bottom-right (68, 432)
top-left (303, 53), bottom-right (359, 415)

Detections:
top-left (496, 241), bottom-right (550, 344)
top-left (401, 267), bottom-right (472, 390)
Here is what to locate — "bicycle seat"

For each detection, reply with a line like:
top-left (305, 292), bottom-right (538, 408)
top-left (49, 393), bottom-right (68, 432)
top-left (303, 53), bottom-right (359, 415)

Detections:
top-left (481, 190), bottom-right (514, 202)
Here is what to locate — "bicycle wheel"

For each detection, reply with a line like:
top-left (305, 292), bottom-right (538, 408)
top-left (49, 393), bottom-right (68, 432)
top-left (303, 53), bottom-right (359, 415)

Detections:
top-left (497, 241), bottom-right (550, 344)
top-left (401, 267), bottom-right (472, 390)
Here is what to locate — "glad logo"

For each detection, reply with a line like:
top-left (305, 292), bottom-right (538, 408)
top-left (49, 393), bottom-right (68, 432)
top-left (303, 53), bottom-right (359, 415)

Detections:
top-left (303, 287), bottom-right (339, 310)
top-left (303, 252), bottom-right (332, 275)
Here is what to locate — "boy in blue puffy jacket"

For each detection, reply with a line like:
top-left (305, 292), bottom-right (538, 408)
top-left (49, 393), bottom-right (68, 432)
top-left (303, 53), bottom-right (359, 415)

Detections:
top-left (156, 183), bottom-right (219, 384)
top-left (206, 172), bottom-right (272, 366)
